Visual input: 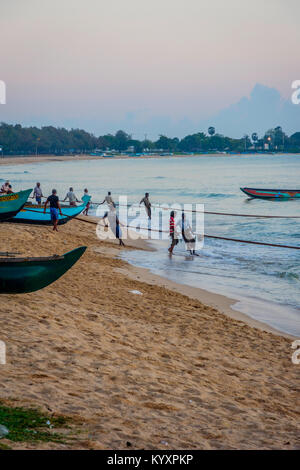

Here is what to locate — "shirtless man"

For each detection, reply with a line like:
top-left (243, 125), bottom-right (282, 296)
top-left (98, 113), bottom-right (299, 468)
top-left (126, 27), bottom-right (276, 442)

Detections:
top-left (140, 192), bottom-right (151, 220)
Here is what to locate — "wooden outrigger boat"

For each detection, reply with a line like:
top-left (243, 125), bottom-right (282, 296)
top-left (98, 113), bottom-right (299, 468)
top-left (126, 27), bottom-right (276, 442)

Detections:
top-left (0, 246), bottom-right (86, 294)
top-left (9, 196), bottom-right (91, 225)
top-left (241, 187), bottom-right (300, 199)
top-left (0, 189), bottom-right (33, 221)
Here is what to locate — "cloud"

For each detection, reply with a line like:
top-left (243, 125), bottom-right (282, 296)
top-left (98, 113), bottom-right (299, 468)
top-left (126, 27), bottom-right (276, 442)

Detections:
top-left (198, 83), bottom-right (300, 138)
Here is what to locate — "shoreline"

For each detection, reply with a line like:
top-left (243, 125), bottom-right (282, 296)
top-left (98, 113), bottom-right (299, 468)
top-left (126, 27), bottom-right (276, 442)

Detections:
top-left (116, 262), bottom-right (296, 341)
top-left (0, 153), bottom-right (298, 339)
top-left (0, 152), bottom-right (298, 167)
top-left (83, 219), bottom-right (297, 339)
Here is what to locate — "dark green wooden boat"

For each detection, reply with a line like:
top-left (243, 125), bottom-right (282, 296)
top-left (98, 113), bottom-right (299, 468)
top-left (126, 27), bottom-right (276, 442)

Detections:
top-left (0, 246), bottom-right (86, 294)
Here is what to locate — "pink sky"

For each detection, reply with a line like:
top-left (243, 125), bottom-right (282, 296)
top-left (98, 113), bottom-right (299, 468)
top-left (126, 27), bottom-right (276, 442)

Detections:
top-left (0, 0), bottom-right (299, 137)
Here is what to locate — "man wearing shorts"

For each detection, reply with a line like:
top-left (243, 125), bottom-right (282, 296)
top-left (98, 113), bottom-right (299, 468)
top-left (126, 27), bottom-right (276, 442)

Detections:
top-left (33, 182), bottom-right (43, 205)
top-left (168, 210), bottom-right (179, 254)
top-left (44, 189), bottom-right (62, 231)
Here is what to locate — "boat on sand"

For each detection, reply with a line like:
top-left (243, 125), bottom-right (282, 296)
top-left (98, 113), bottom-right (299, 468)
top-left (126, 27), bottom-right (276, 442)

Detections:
top-left (0, 246), bottom-right (86, 294)
top-left (9, 196), bottom-right (91, 225)
top-left (0, 189), bottom-right (33, 221)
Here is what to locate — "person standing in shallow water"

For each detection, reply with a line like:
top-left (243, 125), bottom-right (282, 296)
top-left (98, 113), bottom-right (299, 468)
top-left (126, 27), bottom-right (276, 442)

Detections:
top-left (140, 192), bottom-right (151, 220)
top-left (181, 212), bottom-right (197, 255)
top-left (100, 191), bottom-right (116, 211)
top-left (82, 188), bottom-right (91, 216)
top-left (107, 209), bottom-right (125, 246)
top-left (168, 210), bottom-right (179, 254)
top-left (44, 189), bottom-right (63, 232)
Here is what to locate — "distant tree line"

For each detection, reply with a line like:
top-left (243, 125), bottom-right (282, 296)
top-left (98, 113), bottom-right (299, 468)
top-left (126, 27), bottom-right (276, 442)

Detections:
top-left (0, 122), bottom-right (300, 155)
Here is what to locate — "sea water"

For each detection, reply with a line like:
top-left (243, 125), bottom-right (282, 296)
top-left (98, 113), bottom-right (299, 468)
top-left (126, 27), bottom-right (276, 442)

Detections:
top-left (2, 154), bottom-right (299, 335)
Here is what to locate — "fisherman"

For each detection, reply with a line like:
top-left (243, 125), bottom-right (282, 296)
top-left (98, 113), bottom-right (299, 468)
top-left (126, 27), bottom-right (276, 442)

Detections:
top-left (1, 181), bottom-right (10, 193)
top-left (33, 182), bottom-right (43, 205)
top-left (116, 214), bottom-right (125, 246)
top-left (100, 191), bottom-right (116, 210)
top-left (107, 209), bottom-right (125, 246)
top-left (101, 211), bottom-right (109, 228)
top-left (82, 188), bottom-right (91, 216)
top-left (44, 189), bottom-right (63, 232)
top-left (64, 187), bottom-right (80, 206)
top-left (140, 192), bottom-right (151, 220)
top-left (181, 212), bottom-right (198, 255)
top-left (168, 210), bottom-right (179, 254)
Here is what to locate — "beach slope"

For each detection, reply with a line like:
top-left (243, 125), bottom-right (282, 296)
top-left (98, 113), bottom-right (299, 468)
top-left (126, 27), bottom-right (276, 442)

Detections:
top-left (0, 219), bottom-right (299, 449)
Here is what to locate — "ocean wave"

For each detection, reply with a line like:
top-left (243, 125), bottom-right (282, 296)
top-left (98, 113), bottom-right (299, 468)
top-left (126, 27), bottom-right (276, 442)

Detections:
top-left (205, 193), bottom-right (234, 198)
top-left (276, 271), bottom-right (299, 280)
top-left (177, 191), bottom-right (233, 198)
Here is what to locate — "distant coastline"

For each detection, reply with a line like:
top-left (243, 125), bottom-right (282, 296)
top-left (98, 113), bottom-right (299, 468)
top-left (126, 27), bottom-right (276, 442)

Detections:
top-left (1, 123), bottom-right (300, 157)
top-left (1, 152), bottom-right (300, 167)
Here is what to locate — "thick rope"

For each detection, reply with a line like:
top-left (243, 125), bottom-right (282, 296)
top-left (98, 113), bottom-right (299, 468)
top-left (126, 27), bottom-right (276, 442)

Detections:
top-left (21, 208), bottom-right (300, 250)
top-left (203, 234), bottom-right (300, 250)
top-left (78, 217), bottom-right (300, 250)
top-left (38, 197), bottom-right (300, 218)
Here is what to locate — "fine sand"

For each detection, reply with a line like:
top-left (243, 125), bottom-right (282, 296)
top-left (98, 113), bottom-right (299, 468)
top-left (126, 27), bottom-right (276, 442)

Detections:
top-left (0, 217), bottom-right (299, 449)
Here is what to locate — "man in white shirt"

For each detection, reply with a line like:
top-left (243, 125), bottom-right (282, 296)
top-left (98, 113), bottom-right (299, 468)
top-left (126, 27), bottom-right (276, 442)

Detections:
top-left (33, 182), bottom-right (43, 205)
top-left (64, 187), bottom-right (80, 206)
top-left (100, 191), bottom-right (116, 210)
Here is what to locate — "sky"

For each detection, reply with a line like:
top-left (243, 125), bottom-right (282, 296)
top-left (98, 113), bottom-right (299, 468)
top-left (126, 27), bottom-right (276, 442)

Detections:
top-left (0, 0), bottom-right (300, 138)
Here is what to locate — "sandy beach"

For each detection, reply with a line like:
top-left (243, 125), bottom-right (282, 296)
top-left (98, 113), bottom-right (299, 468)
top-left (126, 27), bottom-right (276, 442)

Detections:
top-left (0, 216), bottom-right (299, 450)
top-left (0, 153), bottom-right (233, 167)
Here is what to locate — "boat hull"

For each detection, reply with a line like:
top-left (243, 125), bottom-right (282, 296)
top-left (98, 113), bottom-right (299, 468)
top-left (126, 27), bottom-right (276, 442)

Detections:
top-left (9, 198), bottom-right (90, 225)
top-left (0, 189), bottom-right (33, 221)
top-left (0, 246), bottom-right (86, 294)
top-left (241, 187), bottom-right (300, 199)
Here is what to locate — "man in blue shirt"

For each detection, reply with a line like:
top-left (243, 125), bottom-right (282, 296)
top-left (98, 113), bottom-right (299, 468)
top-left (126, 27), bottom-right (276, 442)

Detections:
top-left (44, 189), bottom-right (63, 231)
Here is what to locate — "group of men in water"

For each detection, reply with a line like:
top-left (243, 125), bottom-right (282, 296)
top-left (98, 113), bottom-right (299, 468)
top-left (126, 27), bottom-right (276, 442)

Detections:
top-left (137, 192), bottom-right (197, 255)
top-left (2, 181), bottom-right (197, 253)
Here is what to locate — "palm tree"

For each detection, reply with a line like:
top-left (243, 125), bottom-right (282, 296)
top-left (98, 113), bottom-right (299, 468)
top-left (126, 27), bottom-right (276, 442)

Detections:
top-left (274, 126), bottom-right (284, 151)
top-left (208, 126), bottom-right (215, 137)
top-left (252, 132), bottom-right (258, 152)
top-left (243, 135), bottom-right (250, 152)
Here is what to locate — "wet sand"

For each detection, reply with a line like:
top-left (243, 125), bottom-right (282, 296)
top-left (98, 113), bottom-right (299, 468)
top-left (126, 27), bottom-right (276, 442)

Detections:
top-left (0, 218), bottom-right (299, 449)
